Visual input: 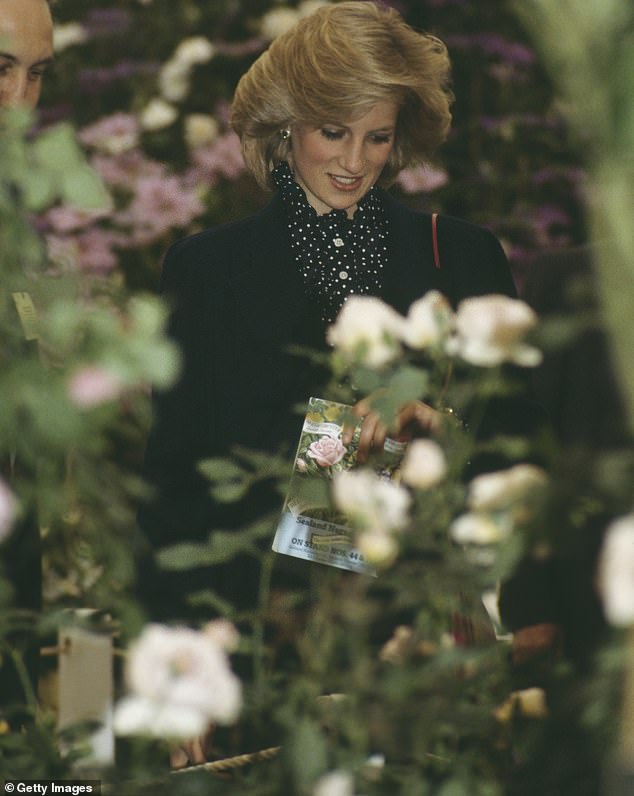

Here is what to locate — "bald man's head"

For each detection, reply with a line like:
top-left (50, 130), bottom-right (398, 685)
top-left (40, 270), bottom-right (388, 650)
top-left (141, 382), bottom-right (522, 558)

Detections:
top-left (0, 0), bottom-right (54, 108)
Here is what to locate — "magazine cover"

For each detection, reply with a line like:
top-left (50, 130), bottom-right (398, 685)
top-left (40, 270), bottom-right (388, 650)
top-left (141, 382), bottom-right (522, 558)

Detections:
top-left (272, 397), bottom-right (406, 576)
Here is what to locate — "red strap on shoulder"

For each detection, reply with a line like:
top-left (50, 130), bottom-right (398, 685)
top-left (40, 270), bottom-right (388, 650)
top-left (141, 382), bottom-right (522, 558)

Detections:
top-left (432, 212), bottom-right (441, 269)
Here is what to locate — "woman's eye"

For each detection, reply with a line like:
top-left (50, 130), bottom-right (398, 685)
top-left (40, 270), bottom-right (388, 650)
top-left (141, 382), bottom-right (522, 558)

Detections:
top-left (320, 128), bottom-right (344, 141)
top-left (370, 134), bottom-right (392, 145)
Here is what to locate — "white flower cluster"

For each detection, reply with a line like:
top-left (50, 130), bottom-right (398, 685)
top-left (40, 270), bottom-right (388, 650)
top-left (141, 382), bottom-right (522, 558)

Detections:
top-left (450, 464), bottom-right (548, 547)
top-left (158, 36), bottom-right (216, 104)
top-left (332, 469), bottom-right (411, 566)
top-left (597, 514), bottom-right (634, 626)
top-left (326, 291), bottom-right (541, 370)
top-left (113, 621), bottom-right (242, 740)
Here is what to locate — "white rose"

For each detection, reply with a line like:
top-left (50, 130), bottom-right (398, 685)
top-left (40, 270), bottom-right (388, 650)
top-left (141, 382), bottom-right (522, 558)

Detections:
top-left (357, 528), bottom-right (399, 567)
top-left (313, 770), bottom-right (355, 796)
top-left (332, 469), bottom-right (411, 533)
top-left (448, 294), bottom-right (542, 367)
top-left (0, 478), bottom-right (18, 543)
top-left (184, 113), bottom-right (219, 149)
top-left (450, 512), bottom-right (508, 545)
top-left (467, 464), bottom-right (548, 513)
top-left (260, 8), bottom-right (300, 40)
top-left (113, 695), bottom-right (208, 739)
top-left (173, 37), bottom-right (215, 67)
top-left (53, 22), bottom-right (88, 52)
top-left (400, 439), bottom-right (447, 490)
top-left (140, 98), bottom-right (178, 131)
top-left (327, 296), bottom-right (404, 368)
top-left (597, 515), bottom-right (634, 626)
top-left (401, 290), bottom-right (454, 349)
top-left (121, 624), bottom-right (242, 732)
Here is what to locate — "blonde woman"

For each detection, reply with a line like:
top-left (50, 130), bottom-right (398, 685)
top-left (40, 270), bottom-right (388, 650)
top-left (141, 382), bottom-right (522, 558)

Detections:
top-left (138, 2), bottom-right (529, 621)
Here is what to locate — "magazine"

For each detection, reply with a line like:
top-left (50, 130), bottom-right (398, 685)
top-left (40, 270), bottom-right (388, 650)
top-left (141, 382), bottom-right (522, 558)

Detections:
top-left (272, 397), bottom-right (406, 576)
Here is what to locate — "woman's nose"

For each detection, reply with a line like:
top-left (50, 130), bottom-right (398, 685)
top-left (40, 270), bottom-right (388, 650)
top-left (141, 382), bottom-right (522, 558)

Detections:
top-left (339, 139), bottom-right (364, 173)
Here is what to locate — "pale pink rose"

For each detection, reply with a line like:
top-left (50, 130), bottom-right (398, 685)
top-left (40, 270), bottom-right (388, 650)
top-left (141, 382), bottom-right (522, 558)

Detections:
top-left (307, 436), bottom-right (346, 467)
top-left (327, 296), bottom-right (405, 368)
top-left (467, 464), bottom-right (548, 513)
top-left (401, 290), bottom-right (454, 349)
top-left (400, 439), bottom-right (447, 489)
top-left (597, 515), bottom-right (634, 626)
top-left (203, 619), bottom-right (240, 652)
top-left (332, 469), bottom-right (411, 533)
top-left (117, 623), bottom-right (242, 733)
top-left (68, 366), bottom-right (123, 408)
top-left (0, 478), bottom-right (18, 543)
top-left (448, 294), bottom-right (542, 367)
top-left (450, 512), bottom-right (508, 545)
top-left (313, 770), bottom-right (355, 796)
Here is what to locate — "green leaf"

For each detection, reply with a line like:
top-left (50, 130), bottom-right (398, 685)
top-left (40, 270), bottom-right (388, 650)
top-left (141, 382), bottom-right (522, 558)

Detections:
top-left (289, 719), bottom-right (328, 791)
top-left (60, 165), bottom-right (110, 210)
top-left (32, 123), bottom-right (85, 171)
top-left (198, 458), bottom-right (245, 482)
top-left (157, 528), bottom-right (259, 570)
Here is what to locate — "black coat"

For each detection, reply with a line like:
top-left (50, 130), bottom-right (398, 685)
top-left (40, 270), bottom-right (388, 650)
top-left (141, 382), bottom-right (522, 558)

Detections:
top-left (137, 191), bottom-right (518, 617)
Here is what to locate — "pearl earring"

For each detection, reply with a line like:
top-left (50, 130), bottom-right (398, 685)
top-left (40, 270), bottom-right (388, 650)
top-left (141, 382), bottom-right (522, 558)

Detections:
top-left (280, 128), bottom-right (291, 140)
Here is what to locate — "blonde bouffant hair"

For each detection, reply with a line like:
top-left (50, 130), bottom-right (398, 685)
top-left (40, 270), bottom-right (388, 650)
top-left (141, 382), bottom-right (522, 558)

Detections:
top-left (231, 1), bottom-right (453, 191)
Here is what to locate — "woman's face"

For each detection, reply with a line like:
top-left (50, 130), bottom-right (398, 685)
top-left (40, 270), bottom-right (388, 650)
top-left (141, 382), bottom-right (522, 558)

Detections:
top-left (288, 100), bottom-right (398, 219)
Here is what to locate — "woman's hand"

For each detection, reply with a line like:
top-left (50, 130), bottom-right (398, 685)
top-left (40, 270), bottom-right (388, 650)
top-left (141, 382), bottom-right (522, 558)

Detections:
top-left (342, 398), bottom-right (443, 464)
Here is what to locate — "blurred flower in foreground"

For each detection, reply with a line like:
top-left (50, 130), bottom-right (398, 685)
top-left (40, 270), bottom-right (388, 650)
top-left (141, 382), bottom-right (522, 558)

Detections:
top-left (68, 365), bottom-right (123, 408)
top-left (597, 514), bottom-right (634, 626)
top-left (448, 294), bottom-right (542, 367)
top-left (327, 296), bottom-right (404, 368)
top-left (450, 464), bottom-right (548, 546)
top-left (313, 770), bottom-right (356, 796)
top-left (0, 479), bottom-right (18, 544)
top-left (400, 439), bottom-right (447, 489)
top-left (494, 687), bottom-right (548, 723)
top-left (332, 469), bottom-right (410, 566)
top-left (467, 464), bottom-right (548, 515)
top-left (113, 623), bottom-right (242, 739)
top-left (401, 290), bottom-right (454, 350)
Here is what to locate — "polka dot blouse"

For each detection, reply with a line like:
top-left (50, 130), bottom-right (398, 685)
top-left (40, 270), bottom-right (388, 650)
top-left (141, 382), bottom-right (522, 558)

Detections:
top-left (273, 161), bottom-right (389, 325)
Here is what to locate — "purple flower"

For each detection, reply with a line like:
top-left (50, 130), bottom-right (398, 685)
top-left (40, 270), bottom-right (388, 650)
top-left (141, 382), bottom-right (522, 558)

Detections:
top-left (91, 150), bottom-right (167, 189)
top-left (445, 33), bottom-right (536, 66)
top-left (189, 132), bottom-right (246, 185)
top-left (116, 175), bottom-right (205, 245)
top-left (79, 113), bottom-right (140, 154)
top-left (84, 9), bottom-right (131, 36)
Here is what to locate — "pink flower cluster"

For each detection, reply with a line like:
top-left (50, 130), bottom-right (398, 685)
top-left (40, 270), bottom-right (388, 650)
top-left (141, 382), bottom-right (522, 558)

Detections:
top-left (39, 112), bottom-right (247, 277)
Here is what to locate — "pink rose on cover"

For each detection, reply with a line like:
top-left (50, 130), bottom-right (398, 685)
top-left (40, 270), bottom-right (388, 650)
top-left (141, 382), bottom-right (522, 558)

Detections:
top-left (307, 436), bottom-right (346, 467)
